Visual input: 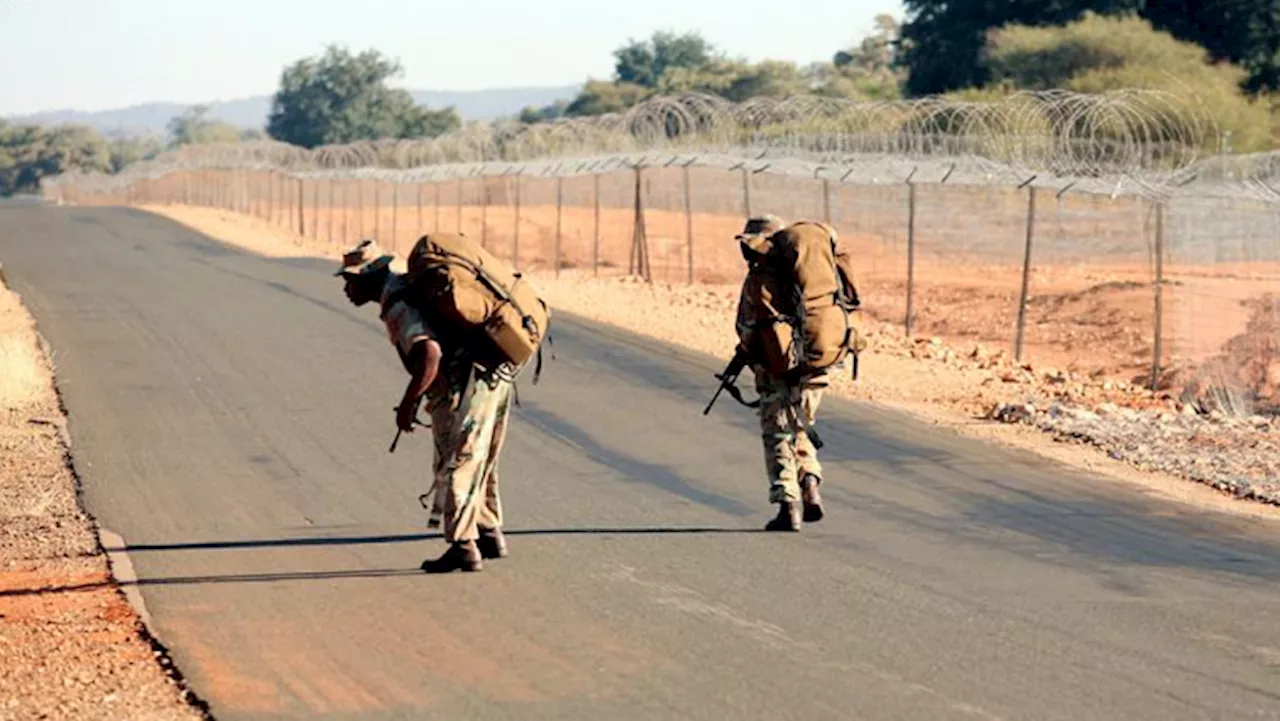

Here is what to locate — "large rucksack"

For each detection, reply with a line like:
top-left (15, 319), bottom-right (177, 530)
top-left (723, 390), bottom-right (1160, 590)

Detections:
top-left (755, 221), bottom-right (864, 376)
top-left (403, 232), bottom-right (551, 379)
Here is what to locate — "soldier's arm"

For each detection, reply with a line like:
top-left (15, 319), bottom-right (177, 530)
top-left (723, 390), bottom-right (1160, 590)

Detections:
top-left (397, 339), bottom-right (442, 432)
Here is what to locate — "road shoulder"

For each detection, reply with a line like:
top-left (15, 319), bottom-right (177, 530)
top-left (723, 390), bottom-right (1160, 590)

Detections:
top-left (0, 265), bottom-right (209, 721)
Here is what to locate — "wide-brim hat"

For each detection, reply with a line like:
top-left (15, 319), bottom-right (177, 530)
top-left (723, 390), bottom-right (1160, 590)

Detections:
top-left (734, 214), bottom-right (786, 241)
top-left (335, 239), bottom-right (393, 277)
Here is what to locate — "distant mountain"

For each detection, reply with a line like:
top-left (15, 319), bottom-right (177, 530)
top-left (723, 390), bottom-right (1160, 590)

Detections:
top-left (5, 84), bottom-right (582, 137)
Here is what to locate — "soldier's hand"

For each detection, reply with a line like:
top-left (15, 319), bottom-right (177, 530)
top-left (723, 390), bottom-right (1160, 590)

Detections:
top-left (395, 401), bottom-right (419, 434)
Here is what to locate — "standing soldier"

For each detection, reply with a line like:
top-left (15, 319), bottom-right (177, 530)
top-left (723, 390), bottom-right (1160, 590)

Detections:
top-left (733, 216), bottom-right (837, 532)
top-left (337, 239), bottom-right (514, 573)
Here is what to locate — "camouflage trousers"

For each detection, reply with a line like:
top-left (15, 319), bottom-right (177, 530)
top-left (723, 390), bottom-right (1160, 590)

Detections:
top-left (422, 366), bottom-right (514, 543)
top-left (753, 367), bottom-right (828, 504)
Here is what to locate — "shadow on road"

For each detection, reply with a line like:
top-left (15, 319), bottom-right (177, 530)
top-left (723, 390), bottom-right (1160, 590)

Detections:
top-left (107, 526), bottom-right (762, 554)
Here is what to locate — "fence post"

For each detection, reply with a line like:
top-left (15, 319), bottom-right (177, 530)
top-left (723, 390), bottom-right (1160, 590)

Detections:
top-left (297, 178), bottom-right (305, 238)
top-left (905, 182), bottom-right (917, 337)
top-left (512, 174), bottom-right (521, 269)
top-left (341, 181), bottom-right (350, 243)
top-left (1151, 200), bottom-right (1166, 390)
top-left (311, 177), bottom-right (320, 240)
top-left (1014, 185), bottom-right (1038, 362)
top-left (630, 164), bottom-right (651, 282)
top-left (327, 179), bottom-right (334, 247)
top-left (822, 178), bottom-right (832, 225)
top-left (374, 182), bottom-right (382, 240)
top-left (433, 181), bottom-right (441, 232)
top-left (391, 184), bottom-right (400, 252)
top-left (357, 179), bottom-right (365, 237)
top-left (684, 161), bottom-right (695, 284)
top-left (456, 177), bottom-right (464, 234)
top-left (416, 184), bottom-right (424, 235)
top-left (555, 175), bottom-right (564, 278)
top-left (593, 173), bottom-right (601, 276)
top-left (741, 167), bottom-right (752, 216)
top-left (481, 179), bottom-right (489, 250)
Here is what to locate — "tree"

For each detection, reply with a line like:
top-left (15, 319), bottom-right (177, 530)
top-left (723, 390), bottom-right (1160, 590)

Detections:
top-left (821, 14), bottom-right (907, 100)
top-left (166, 105), bottom-right (244, 147)
top-left (900, 0), bottom-right (1280, 96)
top-left (614, 31), bottom-right (714, 89)
top-left (981, 13), bottom-right (1274, 152)
top-left (564, 80), bottom-right (652, 117)
top-left (108, 135), bottom-right (165, 173)
top-left (0, 123), bottom-right (112, 196)
top-left (899, 0), bottom-right (1144, 96)
top-left (266, 45), bottom-right (462, 148)
top-left (1142, 0), bottom-right (1280, 93)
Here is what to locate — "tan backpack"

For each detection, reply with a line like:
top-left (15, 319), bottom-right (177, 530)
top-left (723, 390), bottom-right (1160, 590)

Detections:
top-left (403, 232), bottom-right (551, 379)
top-left (763, 221), bottom-right (865, 375)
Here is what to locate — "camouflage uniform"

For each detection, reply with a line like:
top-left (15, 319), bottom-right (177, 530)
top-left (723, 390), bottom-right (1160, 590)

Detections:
top-left (733, 215), bottom-right (829, 526)
top-left (754, 368), bottom-right (827, 503)
top-left (379, 273), bottom-right (514, 544)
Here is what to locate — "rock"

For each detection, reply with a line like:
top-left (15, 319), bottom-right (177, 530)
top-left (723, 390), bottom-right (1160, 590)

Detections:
top-left (990, 402), bottom-right (1036, 424)
top-left (1097, 402), bottom-right (1120, 417)
top-left (1179, 403), bottom-right (1199, 418)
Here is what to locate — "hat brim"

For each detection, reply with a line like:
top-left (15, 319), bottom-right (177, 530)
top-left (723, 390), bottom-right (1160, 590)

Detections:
top-left (334, 255), bottom-right (393, 277)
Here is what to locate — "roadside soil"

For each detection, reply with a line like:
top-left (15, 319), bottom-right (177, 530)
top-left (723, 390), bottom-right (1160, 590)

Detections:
top-left (0, 268), bottom-right (208, 721)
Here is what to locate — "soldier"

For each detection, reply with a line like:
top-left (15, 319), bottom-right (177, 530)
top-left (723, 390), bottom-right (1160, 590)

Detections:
top-left (733, 215), bottom-right (827, 532)
top-left (337, 239), bottom-right (513, 573)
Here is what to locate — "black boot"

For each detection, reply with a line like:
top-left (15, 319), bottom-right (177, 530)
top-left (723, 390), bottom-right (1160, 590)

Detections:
top-left (476, 527), bottom-right (508, 560)
top-left (421, 540), bottom-right (483, 573)
top-left (800, 474), bottom-right (825, 523)
top-left (765, 502), bottom-right (802, 532)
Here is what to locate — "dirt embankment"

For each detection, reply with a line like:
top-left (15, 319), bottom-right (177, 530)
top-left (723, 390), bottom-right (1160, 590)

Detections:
top-left (0, 269), bottom-right (208, 720)
top-left (138, 204), bottom-right (1280, 518)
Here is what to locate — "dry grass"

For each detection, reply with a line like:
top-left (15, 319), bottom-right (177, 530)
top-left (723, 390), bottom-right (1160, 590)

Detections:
top-left (0, 291), bottom-right (47, 413)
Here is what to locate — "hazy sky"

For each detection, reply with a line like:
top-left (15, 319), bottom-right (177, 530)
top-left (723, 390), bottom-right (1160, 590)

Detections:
top-left (0, 0), bottom-right (903, 115)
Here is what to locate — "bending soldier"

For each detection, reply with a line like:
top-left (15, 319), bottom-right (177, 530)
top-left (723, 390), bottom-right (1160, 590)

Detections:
top-left (733, 215), bottom-right (829, 532)
top-left (337, 240), bottom-right (514, 573)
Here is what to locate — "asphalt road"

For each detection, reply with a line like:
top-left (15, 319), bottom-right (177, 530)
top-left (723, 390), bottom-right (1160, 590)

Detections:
top-left (2, 205), bottom-right (1279, 721)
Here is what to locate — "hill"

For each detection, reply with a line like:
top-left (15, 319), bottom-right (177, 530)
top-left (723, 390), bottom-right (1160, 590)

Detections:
top-left (6, 85), bottom-right (582, 137)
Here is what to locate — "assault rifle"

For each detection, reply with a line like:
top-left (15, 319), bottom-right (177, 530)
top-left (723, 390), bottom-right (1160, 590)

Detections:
top-left (703, 347), bottom-right (761, 415)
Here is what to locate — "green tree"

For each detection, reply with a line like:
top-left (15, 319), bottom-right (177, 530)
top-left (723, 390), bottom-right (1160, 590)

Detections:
top-left (166, 105), bottom-right (244, 147)
top-left (899, 0), bottom-right (1144, 96)
top-left (0, 123), bottom-right (112, 196)
top-left (982, 13), bottom-right (1274, 152)
top-left (108, 135), bottom-right (165, 173)
top-left (614, 31), bottom-right (714, 88)
top-left (564, 80), bottom-right (652, 117)
top-left (266, 45), bottom-right (462, 148)
top-left (1142, 0), bottom-right (1280, 93)
top-left (901, 0), bottom-right (1280, 96)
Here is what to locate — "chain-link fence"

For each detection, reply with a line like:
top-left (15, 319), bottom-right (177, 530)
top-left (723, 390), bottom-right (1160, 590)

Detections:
top-left (42, 91), bottom-right (1280, 415)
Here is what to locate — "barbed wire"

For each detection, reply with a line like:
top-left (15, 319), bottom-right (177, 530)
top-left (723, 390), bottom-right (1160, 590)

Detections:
top-left (47, 89), bottom-right (1224, 197)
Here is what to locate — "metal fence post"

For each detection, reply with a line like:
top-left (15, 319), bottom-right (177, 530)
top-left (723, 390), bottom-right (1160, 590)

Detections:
top-left (684, 161), bottom-right (695, 284)
top-left (456, 177), bottom-right (464, 234)
top-left (593, 173), bottom-right (601, 276)
top-left (1014, 185), bottom-right (1038, 362)
top-left (905, 181), bottom-right (917, 337)
top-left (512, 174), bottom-right (521, 269)
top-left (1151, 200), bottom-right (1166, 389)
top-left (555, 175), bottom-right (564, 277)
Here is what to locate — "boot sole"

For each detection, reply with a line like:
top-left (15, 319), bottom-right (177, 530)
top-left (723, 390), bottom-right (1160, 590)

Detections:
top-left (803, 503), bottom-right (824, 523)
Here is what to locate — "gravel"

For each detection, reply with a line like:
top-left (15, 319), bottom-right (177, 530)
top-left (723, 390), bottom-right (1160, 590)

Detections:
top-left (1, 283), bottom-right (208, 721)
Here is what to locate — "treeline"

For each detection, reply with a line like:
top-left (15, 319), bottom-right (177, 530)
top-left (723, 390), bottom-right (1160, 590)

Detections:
top-left (524, 5), bottom-right (1279, 151)
top-left (0, 106), bottom-right (266, 196)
